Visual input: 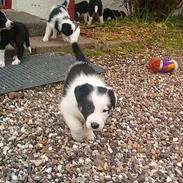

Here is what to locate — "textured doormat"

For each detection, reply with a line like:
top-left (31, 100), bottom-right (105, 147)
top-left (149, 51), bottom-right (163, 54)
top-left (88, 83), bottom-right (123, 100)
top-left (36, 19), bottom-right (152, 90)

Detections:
top-left (0, 53), bottom-right (105, 95)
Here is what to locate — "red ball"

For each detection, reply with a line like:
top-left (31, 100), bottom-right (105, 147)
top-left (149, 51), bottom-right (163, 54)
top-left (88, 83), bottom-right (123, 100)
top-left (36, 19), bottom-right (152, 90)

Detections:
top-left (148, 57), bottom-right (161, 73)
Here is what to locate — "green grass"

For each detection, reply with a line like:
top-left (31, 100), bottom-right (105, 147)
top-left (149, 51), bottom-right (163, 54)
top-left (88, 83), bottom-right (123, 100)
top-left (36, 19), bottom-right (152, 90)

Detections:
top-left (84, 49), bottom-right (105, 57)
top-left (82, 16), bottom-right (183, 57)
top-left (160, 16), bottom-right (183, 49)
top-left (106, 41), bottom-right (145, 55)
top-left (83, 41), bottom-right (145, 57)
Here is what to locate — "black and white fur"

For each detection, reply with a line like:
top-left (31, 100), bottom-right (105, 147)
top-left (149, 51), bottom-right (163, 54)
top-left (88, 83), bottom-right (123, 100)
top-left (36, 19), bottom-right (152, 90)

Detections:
top-left (42, 0), bottom-right (78, 42)
top-left (88, 0), bottom-right (103, 25)
top-left (103, 8), bottom-right (126, 21)
top-left (75, 1), bottom-right (89, 23)
top-left (60, 27), bottom-right (117, 141)
top-left (0, 11), bottom-right (31, 68)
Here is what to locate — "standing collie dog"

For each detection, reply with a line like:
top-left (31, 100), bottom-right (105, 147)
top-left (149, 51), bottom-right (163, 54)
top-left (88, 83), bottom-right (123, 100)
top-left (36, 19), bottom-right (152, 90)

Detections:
top-left (88, 0), bottom-right (103, 25)
top-left (59, 27), bottom-right (117, 141)
top-left (0, 11), bottom-right (31, 68)
top-left (75, 1), bottom-right (89, 23)
top-left (43, 0), bottom-right (78, 42)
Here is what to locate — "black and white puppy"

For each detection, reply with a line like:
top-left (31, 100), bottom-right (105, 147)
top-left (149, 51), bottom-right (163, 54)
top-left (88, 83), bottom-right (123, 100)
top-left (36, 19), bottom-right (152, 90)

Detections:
top-left (103, 8), bottom-right (126, 21)
top-left (43, 0), bottom-right (78, 42)
top-left (59, 27), bottom-right (117, 141)
top-left (75, 1), bottom-right (89, 23)
top-left (88, 0), bottom-right (103, 25)
top-left (0, 11), bottom-right (31, 68)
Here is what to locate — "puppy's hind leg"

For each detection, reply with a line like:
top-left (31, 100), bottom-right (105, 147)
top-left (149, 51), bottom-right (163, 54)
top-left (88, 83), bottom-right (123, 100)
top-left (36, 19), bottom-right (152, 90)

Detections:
top-left (12, 46), bottom-right (24, 65)
top-left (84, 13), bottom-right (88, 23)
top-left (99, 15), bottom-right (104, 24)
top-left (88, 16), bottom-right (93, 25)
top-left (43, 22), bottom-right (53, 42)
top-left (0, 49), bottom-right (5, 68)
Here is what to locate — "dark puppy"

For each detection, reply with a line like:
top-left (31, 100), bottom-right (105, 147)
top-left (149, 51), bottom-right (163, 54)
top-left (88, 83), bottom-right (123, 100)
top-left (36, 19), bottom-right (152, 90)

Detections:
top-left (103, 8), bottom-right (126, 21)
top-left (75, 1), bottom-right (89, 23)
top-left (88, 0), bottom-right (103, 25)
top-left (0, 11), bottom-right (31, 68)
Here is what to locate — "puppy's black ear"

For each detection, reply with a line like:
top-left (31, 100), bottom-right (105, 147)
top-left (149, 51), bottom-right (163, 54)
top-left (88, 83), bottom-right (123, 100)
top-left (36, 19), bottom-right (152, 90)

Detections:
top-left (74, 83), bottom-right (93, 103)
top-left (62, 23), bottom-right (73, 36)
top-left (108, 89), bottom-right (117, 109)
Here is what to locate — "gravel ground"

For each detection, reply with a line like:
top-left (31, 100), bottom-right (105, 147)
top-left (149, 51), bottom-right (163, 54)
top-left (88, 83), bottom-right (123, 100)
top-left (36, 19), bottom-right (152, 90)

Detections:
top-left (0, 48), bottom-right (183, 183)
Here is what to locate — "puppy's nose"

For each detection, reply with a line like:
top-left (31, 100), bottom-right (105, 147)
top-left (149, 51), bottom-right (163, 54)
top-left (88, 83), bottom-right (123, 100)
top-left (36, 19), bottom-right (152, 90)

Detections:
top-left (91, 122), bottom-right (99, 129)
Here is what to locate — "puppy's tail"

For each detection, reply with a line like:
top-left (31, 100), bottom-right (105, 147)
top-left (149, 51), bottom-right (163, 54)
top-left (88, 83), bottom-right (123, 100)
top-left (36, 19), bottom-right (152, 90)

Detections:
top-left (70, 26), bottom-right (88, 62)
top-left (72, 42), bottom-right (88, 62)
top-left (25, 37), bottom-right (32, 54)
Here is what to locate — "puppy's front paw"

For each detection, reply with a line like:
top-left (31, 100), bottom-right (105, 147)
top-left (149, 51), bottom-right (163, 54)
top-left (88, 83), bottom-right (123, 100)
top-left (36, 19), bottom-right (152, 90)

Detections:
top-left (0, 61), bottom-right (5, 68)
top-left (42, 37), bottom-right (49, 42)
top-left (62, 34), bottom-right (69, 42)
top-left (13, 56), bottom-right (17, 60)
top-left (12, 58), bottom-right (21, 65)
top-left (51, 35), bottom-right (57, 39)
top-left (86, 130), bottom-right (95, 141)
top-left (71, 131), bottom-right (84, 142)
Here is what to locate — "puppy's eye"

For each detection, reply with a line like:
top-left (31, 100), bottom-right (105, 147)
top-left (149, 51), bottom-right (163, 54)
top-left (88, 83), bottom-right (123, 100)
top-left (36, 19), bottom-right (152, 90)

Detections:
top-left (103, 109), bottom-right (109, 113)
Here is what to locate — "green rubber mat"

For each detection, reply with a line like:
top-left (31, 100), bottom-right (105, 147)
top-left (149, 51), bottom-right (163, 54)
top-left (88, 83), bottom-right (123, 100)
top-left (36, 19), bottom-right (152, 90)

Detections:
top-left (0, 53), bottom-right (104, 95)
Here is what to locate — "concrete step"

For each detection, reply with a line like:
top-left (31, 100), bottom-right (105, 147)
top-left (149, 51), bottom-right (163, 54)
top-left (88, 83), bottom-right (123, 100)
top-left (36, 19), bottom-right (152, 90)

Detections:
top-left (5, 9), bottom-right (46, 37)
top-left (6, 36), bottom-right (97, 58)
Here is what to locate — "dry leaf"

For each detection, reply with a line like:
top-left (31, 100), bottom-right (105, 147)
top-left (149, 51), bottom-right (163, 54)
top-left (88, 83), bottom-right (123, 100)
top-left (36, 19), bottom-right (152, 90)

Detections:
top-left (8, 92), bottom-right (24, 99)
top-left (95, 158), bottom-right (105, 171)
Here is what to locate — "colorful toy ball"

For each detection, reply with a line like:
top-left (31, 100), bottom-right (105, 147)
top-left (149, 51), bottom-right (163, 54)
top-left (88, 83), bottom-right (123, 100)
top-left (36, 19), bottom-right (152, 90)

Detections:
top-left (148, 57), bottom-right (178, 74)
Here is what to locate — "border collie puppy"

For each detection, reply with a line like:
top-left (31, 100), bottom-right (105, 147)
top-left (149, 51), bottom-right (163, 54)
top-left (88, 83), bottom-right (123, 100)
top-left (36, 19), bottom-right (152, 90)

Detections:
top-left (88, 0), bottom-right (103, 25)
top-left (103, 8), bottom-right (126, 21)
top-left (59, 27), bottom-right (117, 141)
top-left (0, 11), bottom-right (31, 68)
top-left (75, 1), bottom-right (89, 23)
top-left (42, 0), bottom-right (77, 42)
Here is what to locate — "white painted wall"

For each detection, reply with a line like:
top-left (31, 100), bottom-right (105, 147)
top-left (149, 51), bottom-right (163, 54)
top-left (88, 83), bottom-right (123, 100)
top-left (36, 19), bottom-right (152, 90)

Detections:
top-left (12, 0), bottom-right (130, 19)
top-left (12, 0), bottom-right (66, 19)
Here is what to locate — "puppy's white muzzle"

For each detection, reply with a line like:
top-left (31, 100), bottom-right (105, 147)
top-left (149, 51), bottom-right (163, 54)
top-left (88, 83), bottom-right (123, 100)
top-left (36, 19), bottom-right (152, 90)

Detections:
top-left (86, 113), bottom-right (105, 131)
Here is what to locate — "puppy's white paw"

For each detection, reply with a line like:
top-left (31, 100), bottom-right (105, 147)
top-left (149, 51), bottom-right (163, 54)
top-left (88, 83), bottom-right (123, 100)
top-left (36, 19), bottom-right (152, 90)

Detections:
top-left (99, 16), bottom-right (104, 24)
top-left (88, 21), bottom-right (92, 25)
top-left (12, 58), bottom-right (21, 65)
top-left (0, 61), bottom-right (5, 68)
top-left (51, 35), bottom-right (57, 39)
top-left (71, 131), bottom-right (84, 141)
top-left (62, 36), bottom-right (69, 42)
top-left (86, 130), bottom-right (95, 141)
top-left (13, 56), bottom-right (17, 60)
top-left (42, 37), bottom-right (49, 42)
top-left (88, 17), bottom-right (93, 25)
